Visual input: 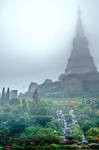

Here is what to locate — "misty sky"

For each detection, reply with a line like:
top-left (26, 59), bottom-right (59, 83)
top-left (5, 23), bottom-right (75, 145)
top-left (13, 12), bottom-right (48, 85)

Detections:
top-left (0, 0), bottom-right (99, 92)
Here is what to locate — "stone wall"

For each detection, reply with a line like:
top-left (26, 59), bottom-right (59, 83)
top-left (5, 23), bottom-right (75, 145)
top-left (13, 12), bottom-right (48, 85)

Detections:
top-left (61, 75), bottom-right (83, 91)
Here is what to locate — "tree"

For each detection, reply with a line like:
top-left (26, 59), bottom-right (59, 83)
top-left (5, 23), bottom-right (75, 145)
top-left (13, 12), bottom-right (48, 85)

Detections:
top-left (32, 89), bottom-right (39, 104)
top-left (33, 116), bottom-right (51, 126)
top-left (22, 99), bottom-right (27, 111)
top-left (1, 87), bottom-right (5, 103)
top-left (87, 127), bottom-right (99, 137)
top-left (86, 127), bottom-right (99, 143)
top-left (5, 88), bottom-right (10, 102)
top-left (9, 98), bottom-right (20, 105)
top-left (71, 125), bottom-right (82, 141)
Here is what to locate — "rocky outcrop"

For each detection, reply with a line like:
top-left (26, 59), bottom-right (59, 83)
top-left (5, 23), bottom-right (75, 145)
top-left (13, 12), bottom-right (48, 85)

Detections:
top-left (38, 80), bottom-right (62, 97)
top-left (23, 82), bottom-right (38, 97)
top-left (28, 82), bottom-right (38, 92)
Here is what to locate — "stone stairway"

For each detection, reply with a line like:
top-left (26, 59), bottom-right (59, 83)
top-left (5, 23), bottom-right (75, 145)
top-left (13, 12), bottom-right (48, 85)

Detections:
top-left (4, 138), bottom-right (19, 150)
top-left (4, 144), bottom-right (12, 150)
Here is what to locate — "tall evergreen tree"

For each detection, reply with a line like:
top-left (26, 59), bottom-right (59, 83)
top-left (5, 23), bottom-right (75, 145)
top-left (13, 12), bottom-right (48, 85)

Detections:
top-left (5, 88), bottom-right (10, 102)
top-left (32, 89), bottom-right (39, 104)
top-left (1, 87), bottom-right (5, 102)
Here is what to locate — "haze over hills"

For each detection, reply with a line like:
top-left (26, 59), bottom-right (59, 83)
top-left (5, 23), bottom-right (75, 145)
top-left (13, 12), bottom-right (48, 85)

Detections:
top-left (21, 9), bottom-right (99, 98)
top-left (0, 1), bottom-right (99, 149)
top-left (0, 0), bottom-right (99, 92)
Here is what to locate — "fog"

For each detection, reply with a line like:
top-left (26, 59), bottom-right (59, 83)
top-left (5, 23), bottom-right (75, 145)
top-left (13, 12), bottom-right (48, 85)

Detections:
top-left (0, 0), bottom-right (99, 92)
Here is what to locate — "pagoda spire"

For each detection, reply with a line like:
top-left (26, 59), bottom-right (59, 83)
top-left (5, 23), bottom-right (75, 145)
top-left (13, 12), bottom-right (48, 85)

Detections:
top-left (63, 9), bottom-right (97, 76)
top-left (76, 8), bottom-right (84, 38)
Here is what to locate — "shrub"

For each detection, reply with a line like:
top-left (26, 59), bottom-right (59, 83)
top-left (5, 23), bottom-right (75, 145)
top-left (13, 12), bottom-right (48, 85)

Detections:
top-left (87, 127), bottom-right (99, 137)
top-left (0, 146), bottom-right (3, 150)
top-left (71, 125), bottom-right (82, 141)
top-left (87, 136), bottom-right (99, 143)
top-left (12, 144), bottom-right (25, 150)
top-left (33, 115), bottom-right (52, 126)
top-left (50, 144), bottom-right (77, 149)
top-left (17, 130), bottom-right (61, 145)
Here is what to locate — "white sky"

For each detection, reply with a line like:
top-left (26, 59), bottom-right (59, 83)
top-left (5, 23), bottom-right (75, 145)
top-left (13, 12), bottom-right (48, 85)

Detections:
top-left (0, 0), bottom-right (99, 92)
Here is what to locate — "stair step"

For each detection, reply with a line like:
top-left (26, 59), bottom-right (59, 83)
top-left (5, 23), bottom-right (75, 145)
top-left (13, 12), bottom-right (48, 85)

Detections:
top-left (4, 145), bottom-right (12, 150)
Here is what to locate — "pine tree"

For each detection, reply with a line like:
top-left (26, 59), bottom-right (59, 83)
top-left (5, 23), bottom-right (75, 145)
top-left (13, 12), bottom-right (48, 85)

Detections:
top-left (5, 88), bottom-right (10, 102)
top-left (32, 89), bottom-right (39, 104)
top-left (1, 87), bottom-right (5, 102)
top-left (22, 99), bottom-right (27, 110)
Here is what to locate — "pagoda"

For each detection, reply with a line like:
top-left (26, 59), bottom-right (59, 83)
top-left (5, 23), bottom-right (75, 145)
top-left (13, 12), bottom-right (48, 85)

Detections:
top-left (60, 9), bottom-right (99, 92)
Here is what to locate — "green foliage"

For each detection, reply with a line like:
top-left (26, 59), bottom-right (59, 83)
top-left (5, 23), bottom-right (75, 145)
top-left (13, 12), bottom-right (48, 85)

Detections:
top-left (50, 144), bottom-right (77, 149)
top-left (12, 144), bottom-right (25, 150)
top-left (33, 115), bottom-right (51, 126)
top-left (71, 125), bottom-right (82, 141)
top-left (35, 130), bottom-right (61, 145)
top-left (65, 135), bottom-right (74, 140)
top-left (87, 136), bottom-right (99, 143)
top-left (22, 126), bottom-right (47, 137)
top-left (0, 95), bottom-right (99, 147)
top-left (17, 130), bottom-right (61, 146)
top-left (8, 118), bottom-right (27, 134)
top-left (24, 126), bottom-right (36, 135)
top-left (75, 104), bottom-right (99, 133)
top-left (32, 144), bottom-right (77, 149)
top-left (0, 146), bottom-right (3, 150)
top-left (9, 98), bottom-right (20, 105)
top-left (87, 127), bottom-right (99, 137)
top-left (45, 121), bottom-right (61, 134)
top-left (65, 114), bottom-right (72, 124)
top-left (0, 88), bottom-right (5, 104)
top-left (5, 88), bottom-right (10, 102)
top-left (32, 89), bottom-right (39, 104)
